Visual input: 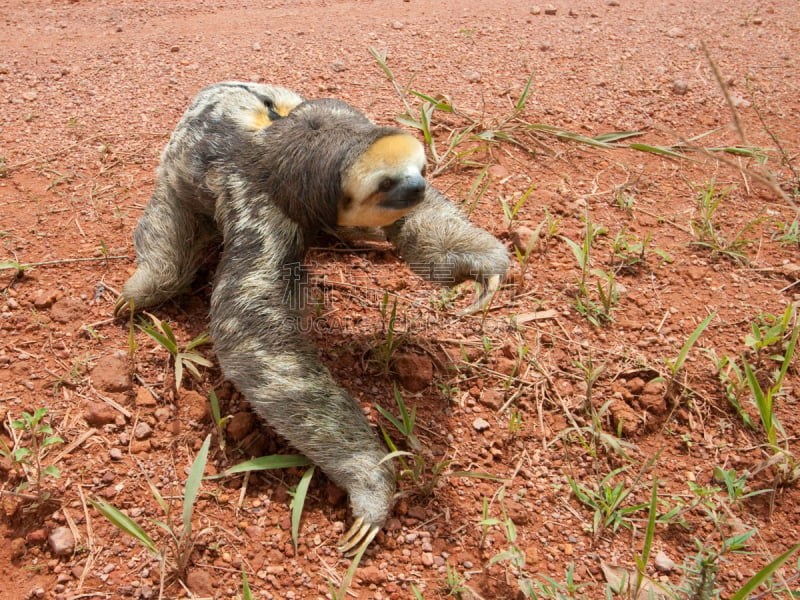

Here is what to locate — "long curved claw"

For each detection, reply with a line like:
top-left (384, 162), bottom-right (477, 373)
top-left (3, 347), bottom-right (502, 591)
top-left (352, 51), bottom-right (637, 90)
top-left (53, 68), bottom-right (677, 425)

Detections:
top-left (113, 294), bottom-right (132, 317)
top-left (337, 516), bottom-right (380, 557)
top-left (458, 274), bottom-right (502, 316)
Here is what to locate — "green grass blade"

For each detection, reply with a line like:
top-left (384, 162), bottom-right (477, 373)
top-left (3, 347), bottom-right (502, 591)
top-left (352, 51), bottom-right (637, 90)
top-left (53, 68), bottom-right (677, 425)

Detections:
top-left (593, 131), bottom-right (644, 143)
top-left (671, 311), bottom-right (716, 373)
top-left (209, 388), bottom-right (221, 425)
top-left (291, 465), bottom-right (315, 549)
top-left (89, 498), bottom-right (159, 556)
top-left (627, 143), bottom-right (690, 160)
top-left (182, 434), bottom-right (210, 541)
top-left (775, 318), bottom-right (799, 388)
top-left (515, 72), bottom-right (535, 112)
top-left (641, 478), bottom-right (658, 568)
top-left (368, 46), bottom-right (393, 81)
top-left (242, 568), bottom-right (253, 600)
top-left (729, 543), bottom-right (800, 600)
top-left (208, 454), bottom-right (312, 479)
top-left (395, 113), bottom-right (424, 131)
top-left (374, 403), bottom-right (405, 433)
top-left (556, 130), bottom-right (616, 149)
top-left (137, 326), bottom-right (177, 355)
top-left (185, 331), bottom-right (210, 351)
top-left (561, 236), bottom-right (587, 270)
top-left (409, 89), bottom-right (454, 112)
top-left (744, 360), bottom-right (774, 445)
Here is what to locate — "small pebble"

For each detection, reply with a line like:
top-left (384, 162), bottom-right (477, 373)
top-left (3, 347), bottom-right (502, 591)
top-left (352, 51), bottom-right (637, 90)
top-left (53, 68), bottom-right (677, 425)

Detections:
top-left (133, 422), bottom-right (152, 440)
top-left (672, 79), bottom-right (689, 95)
top-left (473, 417), bottom-right (490, 432)
top-left (655, 550), bottom-right (676, 572)
top-left (48, 527), bottom-right (75, 557)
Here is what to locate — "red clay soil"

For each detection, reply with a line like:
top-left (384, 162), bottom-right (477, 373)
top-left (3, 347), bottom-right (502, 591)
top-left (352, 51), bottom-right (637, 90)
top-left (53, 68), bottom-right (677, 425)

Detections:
top-left (1, 1), bottom-right (800, 599)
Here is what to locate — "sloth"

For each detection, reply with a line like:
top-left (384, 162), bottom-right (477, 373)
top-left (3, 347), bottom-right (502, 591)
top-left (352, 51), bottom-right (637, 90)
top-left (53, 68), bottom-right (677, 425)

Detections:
top-left (115, 82), bottom-right (509, 555)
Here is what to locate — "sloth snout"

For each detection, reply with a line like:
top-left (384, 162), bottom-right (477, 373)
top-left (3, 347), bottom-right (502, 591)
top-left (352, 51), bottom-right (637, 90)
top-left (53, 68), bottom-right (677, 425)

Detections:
top-left (380, 173), bottom-right (426, 210)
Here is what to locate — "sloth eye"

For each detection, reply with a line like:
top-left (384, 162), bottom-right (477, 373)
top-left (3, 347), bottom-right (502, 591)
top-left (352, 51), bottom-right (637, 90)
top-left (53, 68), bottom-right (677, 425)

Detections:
top-left (378, 178), bottom-right (395, 192)
top-left (263, 99), bottom-right (275, 109)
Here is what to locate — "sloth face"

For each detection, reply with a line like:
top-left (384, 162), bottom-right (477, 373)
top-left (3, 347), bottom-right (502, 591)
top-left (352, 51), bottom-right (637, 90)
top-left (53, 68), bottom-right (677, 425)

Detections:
top-left (338, 133), bottom-right (427, 227)
top-left (244, 87), bottom-right (305, 130)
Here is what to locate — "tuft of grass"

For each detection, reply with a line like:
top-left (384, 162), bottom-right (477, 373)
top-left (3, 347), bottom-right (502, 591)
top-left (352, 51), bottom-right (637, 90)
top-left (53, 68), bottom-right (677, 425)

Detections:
top-left (371, 293), bottom-right (406, 375)
top-left (663, 311), bottom-right (716, 399)
top-left (138, 312), bottom-right (212, 389)
top-left (90, 434), bottom-right (212, 583)
top-left (688, 182), bottom-right (762, 263)
top-left (208, 388), bottom-right (231, 451)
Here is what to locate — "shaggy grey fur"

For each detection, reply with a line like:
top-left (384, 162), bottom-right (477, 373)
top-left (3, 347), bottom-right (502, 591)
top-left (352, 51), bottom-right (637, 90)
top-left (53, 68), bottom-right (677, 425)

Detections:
top-left (116, 82), bottom-right (509, 552)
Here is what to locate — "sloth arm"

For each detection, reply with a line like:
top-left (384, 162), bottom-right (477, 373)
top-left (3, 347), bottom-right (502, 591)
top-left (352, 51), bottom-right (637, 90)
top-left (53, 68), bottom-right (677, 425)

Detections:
top-left (209, 203), bottom-right (395, 553)
top-left (382, 183), bottom-right (510, 314)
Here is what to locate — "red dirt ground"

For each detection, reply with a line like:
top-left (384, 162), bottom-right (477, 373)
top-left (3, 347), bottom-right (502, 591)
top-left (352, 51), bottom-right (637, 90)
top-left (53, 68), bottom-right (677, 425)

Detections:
top-left (1, 1), bottom-right (799, 599)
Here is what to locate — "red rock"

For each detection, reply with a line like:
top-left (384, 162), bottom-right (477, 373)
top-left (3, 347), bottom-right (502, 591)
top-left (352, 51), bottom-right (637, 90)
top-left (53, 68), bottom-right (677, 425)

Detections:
top-left (10, 537), bottom-right (26, 559)
top-left (134, 386), bottom-right (157, 407)
top-left (226, 411), bottom-right (256, 442)
top-left (392, 352), bottom-right (433, 392)
top-left (359, 565), bottom-right (388, 585)
top-left (91, 351), bottom-right (132, 393)
top-left (48, 526), bottom-right (75, 557)
top-left (33, 289), bottom-right (60, 309)
top-left (186, 570), bottom-right (214, 597)
top-left (83, 401), bottom-right (117, 427)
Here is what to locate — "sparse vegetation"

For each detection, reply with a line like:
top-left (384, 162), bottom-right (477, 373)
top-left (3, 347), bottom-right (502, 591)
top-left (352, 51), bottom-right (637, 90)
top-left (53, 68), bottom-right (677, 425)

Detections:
top-left (4, 5), bottom-right (800, 599)
top-left (89, 435), bottom-right (212, 587)
top-left (137, 312), bottom-right (212, 389)
top-left (0, 408), bottom-right (64, 505)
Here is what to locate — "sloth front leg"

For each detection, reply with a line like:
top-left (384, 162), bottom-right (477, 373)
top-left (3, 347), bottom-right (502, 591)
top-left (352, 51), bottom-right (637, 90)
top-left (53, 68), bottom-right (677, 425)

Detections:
top-left (383, 184), bottom-right (510, 315)
top-left (209, 233), bottom-right (395, 556)
top-left (115, 181), bottom-right (217, 315)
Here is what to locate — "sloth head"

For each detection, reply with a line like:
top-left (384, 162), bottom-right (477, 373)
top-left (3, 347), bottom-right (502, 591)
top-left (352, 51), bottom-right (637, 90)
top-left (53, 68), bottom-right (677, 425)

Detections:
top-left (255, 99), bottom-right (427, 235)
top-left (244, 85), bottom-right (306, 130)
top-left (338, 132), bottom-right (426, 227)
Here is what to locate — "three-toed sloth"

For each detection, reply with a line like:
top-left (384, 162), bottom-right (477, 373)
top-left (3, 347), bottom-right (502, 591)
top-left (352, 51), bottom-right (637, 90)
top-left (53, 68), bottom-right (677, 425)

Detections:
top-left (116, 82), bottom-right (509, 554)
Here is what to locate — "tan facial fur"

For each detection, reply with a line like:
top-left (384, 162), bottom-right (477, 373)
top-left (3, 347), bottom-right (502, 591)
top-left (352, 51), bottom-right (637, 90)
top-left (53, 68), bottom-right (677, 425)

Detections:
top-left (338, 134), bottom-right (426, 227)
top-left (248, 98), bottom-right (299, 130)
top-left (229, 85), bottom-right (304, 132)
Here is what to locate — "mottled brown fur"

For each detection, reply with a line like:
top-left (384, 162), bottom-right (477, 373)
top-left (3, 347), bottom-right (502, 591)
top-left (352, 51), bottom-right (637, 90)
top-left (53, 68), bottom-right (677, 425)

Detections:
top-left (116, 82), bottom-right (508, 552)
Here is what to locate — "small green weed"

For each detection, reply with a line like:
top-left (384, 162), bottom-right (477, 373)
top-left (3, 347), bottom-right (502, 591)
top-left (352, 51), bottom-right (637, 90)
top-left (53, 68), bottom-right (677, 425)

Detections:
top-left (567, 466), bottom-right (649, 537)
top-left (138, 312), bottom-right (212, 389)
top-left (0, 408), bottom-right (64, 503)
top-left (371, 293), bottom-right (406, 375)
top-left (208, 388), bottom-right (231, 451)
top-left (688, 182), bottom-right (761, 262)
top-left (611, 229), bottom-right (672, 273)
top-left (500, 184), bottom-right (536, 229)
top-left (90, 434), bottom-right (211, 584)
top-left (663, 311), bottom-right (716, 399)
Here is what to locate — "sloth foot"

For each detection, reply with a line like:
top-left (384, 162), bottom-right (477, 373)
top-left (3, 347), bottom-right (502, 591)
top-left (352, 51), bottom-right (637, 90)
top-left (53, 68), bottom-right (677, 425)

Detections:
top-left (337, 516), bottom-right (380, 557)
top-left (113, 294), bottom-right (134, 317)
top-left (458, 274), bottom-right (502, 316)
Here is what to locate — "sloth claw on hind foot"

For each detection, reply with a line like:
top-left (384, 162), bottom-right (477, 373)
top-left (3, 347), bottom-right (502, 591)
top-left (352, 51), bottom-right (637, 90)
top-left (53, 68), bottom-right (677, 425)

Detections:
top-left (113, 294), bottom-right (133, 317)
top-left (337, 516), bottom-right (380, 557)
top-left (459, 274), bottom-right (502, 316)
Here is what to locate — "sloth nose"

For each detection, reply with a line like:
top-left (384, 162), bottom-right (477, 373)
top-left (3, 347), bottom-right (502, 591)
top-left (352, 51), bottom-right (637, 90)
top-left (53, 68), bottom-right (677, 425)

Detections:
top-left (397, 173), bottom-right (426, 206)
top-left (380, 173), bottom-right (427, 210)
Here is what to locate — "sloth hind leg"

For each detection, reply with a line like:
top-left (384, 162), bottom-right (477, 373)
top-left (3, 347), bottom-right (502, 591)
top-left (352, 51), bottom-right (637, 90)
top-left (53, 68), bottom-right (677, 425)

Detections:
top-left (115, 184), bottom-right (217, 315)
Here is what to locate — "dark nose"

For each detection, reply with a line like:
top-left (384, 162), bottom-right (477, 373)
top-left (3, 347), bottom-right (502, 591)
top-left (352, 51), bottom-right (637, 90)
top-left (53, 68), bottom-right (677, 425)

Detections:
top-left (380, 174), bottom-right (426, 210)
